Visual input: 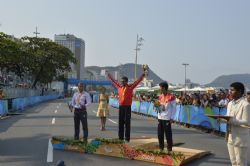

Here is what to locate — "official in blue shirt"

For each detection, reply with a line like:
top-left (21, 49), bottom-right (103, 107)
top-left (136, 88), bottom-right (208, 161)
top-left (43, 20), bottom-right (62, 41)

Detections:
top-left (70, 83), bottom-right (91, 142)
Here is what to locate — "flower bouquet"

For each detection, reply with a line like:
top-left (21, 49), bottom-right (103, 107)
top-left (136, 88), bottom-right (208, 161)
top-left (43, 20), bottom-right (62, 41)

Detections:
top-left (152, 99), bottom-right (161, 113)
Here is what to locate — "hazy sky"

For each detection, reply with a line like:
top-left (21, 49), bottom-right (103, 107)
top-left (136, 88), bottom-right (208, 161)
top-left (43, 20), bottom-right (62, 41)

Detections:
top-left (0, 0), bottom-right (249, 85)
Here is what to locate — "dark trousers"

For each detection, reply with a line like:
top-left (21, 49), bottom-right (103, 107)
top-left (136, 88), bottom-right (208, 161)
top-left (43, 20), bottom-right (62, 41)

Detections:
top-left (118, 105), bottom-right (131, 141)
top-left (158, 119), bottom-right (173, 151)
top-left (74, 109), bottom-right (88, 140)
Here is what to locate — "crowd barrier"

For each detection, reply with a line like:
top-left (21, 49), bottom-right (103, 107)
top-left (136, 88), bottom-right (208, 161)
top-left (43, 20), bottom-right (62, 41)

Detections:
top-left (2, 87), bottom-right (59, 99)
top-left (0, 100), bottom-right (8, 116)
top-left (11, 94), bottom-right (62, 111)
top-left (0, 94), bottom-right (62, 116)
top-left (92, 94), bottom-right (99, 103)
top-left (109, 97), bottom-right (227, 133)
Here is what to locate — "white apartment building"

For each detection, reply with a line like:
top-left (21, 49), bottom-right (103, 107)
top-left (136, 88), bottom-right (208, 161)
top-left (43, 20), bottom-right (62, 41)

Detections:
top-left (54, 34), bottom-right (85, 80)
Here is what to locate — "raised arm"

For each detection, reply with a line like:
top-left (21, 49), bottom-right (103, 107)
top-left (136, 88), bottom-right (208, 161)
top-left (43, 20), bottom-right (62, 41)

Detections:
top-left (130, 73), bottom-right (145, 89)
top-left (107, 72), bottom-right (121, 89)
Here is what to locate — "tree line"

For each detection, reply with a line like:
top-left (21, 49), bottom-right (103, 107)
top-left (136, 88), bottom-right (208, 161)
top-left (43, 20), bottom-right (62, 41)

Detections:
top-left (0, 32), bottom-right (76, 88)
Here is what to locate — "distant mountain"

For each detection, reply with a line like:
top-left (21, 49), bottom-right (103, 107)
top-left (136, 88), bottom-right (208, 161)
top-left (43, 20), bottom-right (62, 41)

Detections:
top-left (86, 63), bottom-right (164, 84)
top-left (206, 74), bottom-right (250, 89)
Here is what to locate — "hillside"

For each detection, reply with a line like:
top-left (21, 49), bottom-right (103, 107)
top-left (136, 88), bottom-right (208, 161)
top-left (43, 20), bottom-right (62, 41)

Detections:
top-left (206, 74), bottom-right (250, 89)
top-left (86, 63), bottom-right (164, 84)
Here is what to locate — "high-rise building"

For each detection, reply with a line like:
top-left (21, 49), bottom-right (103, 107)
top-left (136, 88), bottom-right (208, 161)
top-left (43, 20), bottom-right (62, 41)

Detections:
top-left (54, 34), bottom-right (85, 80)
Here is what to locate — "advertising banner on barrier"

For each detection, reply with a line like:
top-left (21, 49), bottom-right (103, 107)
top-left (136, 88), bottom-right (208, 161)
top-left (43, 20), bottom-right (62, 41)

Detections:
top-left (189, 105), bottom-right (204, 125)
top-left (109, 98), bottom-right (114, 106)
top-left (147, 102), bottom-right (157, 117)
top-left (12, 95), bottom-right (60, 111)
top-left (188, 106), bottom-right (213, 128)
top-left (108, 98), bottom-right (227, 133)
top-left (108, 97), bottom-right (119, 108)
top-left (177, 105), bottom-right (189, 124)
top-left (0, 100), bottom-right (8, 116)
top-left (139, 101), bottom-right (150, 115)
top-left (131, 101), bottom-right (140, 113)
top-left (113, 99), bottom-right (119, 108)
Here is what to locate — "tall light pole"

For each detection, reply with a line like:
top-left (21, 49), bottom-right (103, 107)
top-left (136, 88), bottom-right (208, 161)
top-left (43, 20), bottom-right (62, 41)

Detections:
top-left (182, 63), bottom-right (189, 93)
top-left (119, 63), bottom-right (123, 80)
top-left (134, 34), bottom-right (144, 80)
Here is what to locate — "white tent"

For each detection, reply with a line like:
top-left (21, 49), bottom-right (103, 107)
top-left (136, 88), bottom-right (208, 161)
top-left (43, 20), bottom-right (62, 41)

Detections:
top-left (150, 85), bottom-right (176, 91)
top-left (174, 87), bottom-right (191, 92)
top-left (135, 86), bottom-right (151, 91)
top-left (205, 87), bottom-right (216, 93)
top-left (189, 87), bottom-right (206, 92)
top-left (151, 85), bottom-right (160, 90)
top-left (205, 87), bottom-right (215, 91)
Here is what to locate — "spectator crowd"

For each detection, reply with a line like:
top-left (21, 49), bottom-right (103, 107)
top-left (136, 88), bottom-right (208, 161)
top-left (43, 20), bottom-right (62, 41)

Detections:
top-left (111, 89), bottom-right (250, 108)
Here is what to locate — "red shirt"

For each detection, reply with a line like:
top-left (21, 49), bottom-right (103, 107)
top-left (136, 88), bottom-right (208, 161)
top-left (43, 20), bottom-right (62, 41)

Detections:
top-left (108, 74), bottom-right (144, 106)
top-left (159, 93), bottom-right (175, 105)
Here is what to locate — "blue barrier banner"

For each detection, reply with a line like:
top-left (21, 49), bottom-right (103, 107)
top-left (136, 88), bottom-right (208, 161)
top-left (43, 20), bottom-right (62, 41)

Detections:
top-left (219, 123), bottom-right (227, 133)
top-left (52, 143), bottom-right (65, 150)
top-left (108, 97), bottom-right (114, 106)
top-left (203, 107), bottom-right (216, 129)
top-left (131, 101), bottom-right (140, 113)
top-left (139, 101), bottom-right (150, 114)
top-left (147, 102), bottom-right (157, 117)
top-left (107, 98), bottom-right (228, 133)
top-left (187, 106), bottom-right (213, 128)
top-left (12, 95), bottom-right (60, 111)
top-left (212, 107), bottom-right (227, 116)
top-left (173, 105), bottom-right (179, 121)
top-left (113, 99), bottom-right (119, 108)
top-left (178, 105), bottom-right (188, 124)
top-left (109, 97), bottom-right (119, 108)
top-left (189, 106), bottom-right (204, 125)
top-left (0, 100), bottom-right (8, 116)
top-left (93, 94), bottom-right (99, 103)
top-left (211, 107), bottom-right (227, 132)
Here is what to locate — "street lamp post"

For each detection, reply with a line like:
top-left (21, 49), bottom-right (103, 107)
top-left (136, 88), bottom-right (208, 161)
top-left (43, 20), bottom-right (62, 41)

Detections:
top-left (119, 63), bottom-right (123, 80)
top-left (134, 34), bottom-right (144, 80)
top-left (182, 63), bottom-right (189, 93)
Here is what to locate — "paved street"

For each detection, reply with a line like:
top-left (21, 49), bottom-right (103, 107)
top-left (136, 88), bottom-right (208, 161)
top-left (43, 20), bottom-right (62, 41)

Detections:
top-left (0, 99), bottom-right (249, 166)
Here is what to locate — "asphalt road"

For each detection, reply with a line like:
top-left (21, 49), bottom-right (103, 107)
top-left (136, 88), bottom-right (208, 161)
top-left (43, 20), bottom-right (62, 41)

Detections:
top-left (0, 98), bottom-right (249, 166)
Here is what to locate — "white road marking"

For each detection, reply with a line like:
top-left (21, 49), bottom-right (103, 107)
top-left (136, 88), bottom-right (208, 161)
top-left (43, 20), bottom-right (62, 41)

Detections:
top-left (108, 118), bottom-right (118, 124)
top-left (52, 118), bottom-right (55, 124)
top-left (55, 110), bottom-right (57, 113)
top-left (47, 138), bottom-right (53, 162)
top-left (92, 110), bottom-right (118, 124)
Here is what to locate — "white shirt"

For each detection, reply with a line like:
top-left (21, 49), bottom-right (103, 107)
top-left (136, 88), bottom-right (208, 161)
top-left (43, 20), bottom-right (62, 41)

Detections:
top-left (157, 100), bottom-right (176, 120)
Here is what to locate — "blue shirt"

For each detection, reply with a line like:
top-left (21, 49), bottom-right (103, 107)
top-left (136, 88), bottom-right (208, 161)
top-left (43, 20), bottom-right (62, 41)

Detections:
top-left (71, 91), bottom-right (92, 109)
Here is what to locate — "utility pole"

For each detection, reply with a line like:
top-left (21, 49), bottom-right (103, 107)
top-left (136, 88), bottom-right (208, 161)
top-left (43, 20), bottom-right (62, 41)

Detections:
top-left (134, 34), bottom-right (144, 80)
top-left (33, 26), bottom-right (40, 37)
top-left (182, 63), bottom-right (189, 94)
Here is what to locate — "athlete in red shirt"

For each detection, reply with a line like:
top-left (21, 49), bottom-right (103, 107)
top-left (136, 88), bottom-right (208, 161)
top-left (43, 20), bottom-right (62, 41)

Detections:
top-left (107, 72), bottom-right (144, 142)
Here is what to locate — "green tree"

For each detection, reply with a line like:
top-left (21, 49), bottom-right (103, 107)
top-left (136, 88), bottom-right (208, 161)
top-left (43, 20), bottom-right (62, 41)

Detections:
top-left (0, 32), bottom-right (28, 78)
top-left (21, 37), bottom-right (76, 88)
